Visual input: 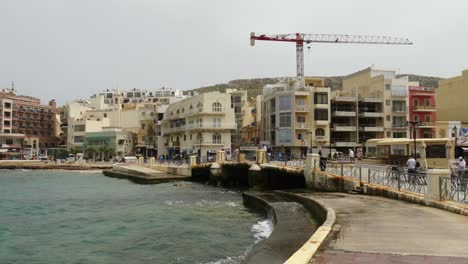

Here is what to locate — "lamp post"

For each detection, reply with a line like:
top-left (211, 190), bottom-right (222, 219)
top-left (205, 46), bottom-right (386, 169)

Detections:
top-left (198, 139), bottom-right (204, 162)
top-left (408, 121), bottom-right (420, 159)
top-left (453, 125), bottom-right (458, 158)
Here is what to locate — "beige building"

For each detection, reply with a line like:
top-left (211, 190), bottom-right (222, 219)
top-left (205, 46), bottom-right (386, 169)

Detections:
top-left (437, 69), bottom-right (468, 124)
top-left (331, 67), bottom-right (412, 151)
top-left (226, 89), bottom-right (248, 147)
top-left (240, 95), bottom-right (262, 145)
top-left (160, 92), bottom-right (235, 159)
top-left (261, 77), bottom-right (331, 156)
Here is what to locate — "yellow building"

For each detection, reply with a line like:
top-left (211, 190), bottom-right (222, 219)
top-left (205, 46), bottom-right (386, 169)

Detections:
top-left (436, 69), bottom-right (468, 124)
top-left (331, 67), bottom-right (412, 152)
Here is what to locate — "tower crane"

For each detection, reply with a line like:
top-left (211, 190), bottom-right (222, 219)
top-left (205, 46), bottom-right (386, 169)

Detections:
top-left (250, 32), bottom-right (413, 78)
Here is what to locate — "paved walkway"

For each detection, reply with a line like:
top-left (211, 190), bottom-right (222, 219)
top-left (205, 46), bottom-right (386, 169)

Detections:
top-left (295, 192), bottom-right (468, 264)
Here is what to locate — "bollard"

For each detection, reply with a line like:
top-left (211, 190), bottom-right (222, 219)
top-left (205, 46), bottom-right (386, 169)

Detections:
top-left (256, 149), bottom-right (267, 164)
top-left (189, 155), bottom-right (197, 167)
top-left (425, 169), bottom-right (451, 201)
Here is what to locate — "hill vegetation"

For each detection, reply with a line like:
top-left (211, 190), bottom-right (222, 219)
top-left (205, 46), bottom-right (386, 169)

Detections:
top-left (185, 74), bottom-right (442, 99)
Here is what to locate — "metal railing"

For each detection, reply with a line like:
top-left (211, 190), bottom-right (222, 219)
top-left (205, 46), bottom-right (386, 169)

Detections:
top-left (324, 163), bottom-right (428, 195)
top-left (440, 176), bottom-right (468, 204)
top-left (267, 153), bottom-right (306, 168)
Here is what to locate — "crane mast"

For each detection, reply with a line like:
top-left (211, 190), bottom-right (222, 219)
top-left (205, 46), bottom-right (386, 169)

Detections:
top-left (250, 32), bottom-right (413, 78)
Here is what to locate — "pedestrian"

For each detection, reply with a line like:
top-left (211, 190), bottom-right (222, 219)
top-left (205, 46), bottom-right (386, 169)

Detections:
top-left (456, 156), bottom-right (466, 177)
top-left (407, 155), bottom-right (416, 183)
top-left (318, 148), bottom-right (327, 171)
top-left (349, 149), bottom-right (355, 162)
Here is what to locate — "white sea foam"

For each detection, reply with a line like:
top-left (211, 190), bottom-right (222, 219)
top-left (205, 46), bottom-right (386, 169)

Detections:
top-left (203, 255), bottom-right (242, 264)
top-left (251, 219), bottom-right (273, 243)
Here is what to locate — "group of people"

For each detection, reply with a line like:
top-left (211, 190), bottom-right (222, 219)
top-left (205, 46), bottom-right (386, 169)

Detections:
top-left (407, 155), bottom-right (466, 177)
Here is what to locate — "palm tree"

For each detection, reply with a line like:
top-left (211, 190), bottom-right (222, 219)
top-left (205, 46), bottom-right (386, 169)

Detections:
top-left (85, 147), bottom-right (97, 162)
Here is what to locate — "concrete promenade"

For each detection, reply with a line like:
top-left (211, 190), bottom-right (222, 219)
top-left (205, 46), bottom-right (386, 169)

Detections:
top-left (105, 164), bottom-right (190, 183)
top-left (292, 192), bottom-right (468, 263)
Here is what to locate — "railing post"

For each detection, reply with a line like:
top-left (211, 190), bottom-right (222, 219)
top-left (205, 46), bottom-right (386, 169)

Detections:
top-left (425, 169), bottom-right (451, 202)
top-left (397, 172), bottom-right (401, 191)
top-left (359, 167), bottom-right (362, 182)
top-left (368, 168), bottom-right (371, 183)
top-left (340, 163), bottom-right (343, 177)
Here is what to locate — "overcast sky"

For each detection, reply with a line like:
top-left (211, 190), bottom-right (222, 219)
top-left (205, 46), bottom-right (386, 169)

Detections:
top-left (1, 0), bottom-right (467, 105)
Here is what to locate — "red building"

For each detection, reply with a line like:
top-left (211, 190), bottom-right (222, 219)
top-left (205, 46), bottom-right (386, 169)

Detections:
top-left (0, 88), bottom-right (58, 150)
top-left (408, 86), bottom-right (436, 138)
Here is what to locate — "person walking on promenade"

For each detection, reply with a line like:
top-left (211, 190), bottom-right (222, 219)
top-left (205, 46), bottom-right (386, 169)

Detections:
top-left (349, 149), bottom-right (355, 162)
top-left (407, 155), bottom-right (416, 183)
top-left (456, 156), bottom-right (466, 177)
top-left (318, 148), bottom-right (327, 171)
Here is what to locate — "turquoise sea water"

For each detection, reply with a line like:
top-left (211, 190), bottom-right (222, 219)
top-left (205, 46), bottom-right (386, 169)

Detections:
top-left (0, 170), bottom-right (271, 264)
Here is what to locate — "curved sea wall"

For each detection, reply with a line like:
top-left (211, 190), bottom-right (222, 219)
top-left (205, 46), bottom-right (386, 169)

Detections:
top-left (242, 191), bottom-right (335, 264)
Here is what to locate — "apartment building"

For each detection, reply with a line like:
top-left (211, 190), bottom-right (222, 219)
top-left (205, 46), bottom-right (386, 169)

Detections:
top-left (240, 95), bottom-right (262, 145)
top-left (0, 88), bottom-right (58, 157)
top-left (436, 69), bottom-right (468, 124)
top-left (226, 89), bottom-right (247, 148)
top-left (159, 92), bottom-right (235, 159)
top-left (95, 87), bottom-right (185, 105)
top-left (409, 86), bottom-right (436, 138)
top-left (83, 127), bottom-right (134, 160)
top-left (0, 133), bottom-right (25, 160)
top-left (330, 67), bottom-right (410, 151)
top-left (262, 77), bottom-right (331, 156)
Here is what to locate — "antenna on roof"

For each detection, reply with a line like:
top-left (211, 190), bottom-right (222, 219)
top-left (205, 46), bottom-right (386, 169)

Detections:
top-left (11, 80), bottom-right (15, 91)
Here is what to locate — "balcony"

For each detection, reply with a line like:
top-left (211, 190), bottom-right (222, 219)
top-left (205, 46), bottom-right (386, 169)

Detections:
top-left (332, 140), bottom-right (358, 147)
top-left (295, 123), bottom-right (309, 129)
top-left (332, 110), bottom-right (356, 117)
top-left (333, 96), bottom-right (356, 102)
top-left (314, 120), bottom-right (329, 126)
top-left (315, 136), bottom-right (327, 142)
top-left (295, 106), bottom-right (307, 112)
top-left (333, 124), bottom-right (356, 132)
top-left (359, 125), bottom-right (384, 132)
top-left (360, 98), bottom-right (383, 103)
top-left (413, 105), bottom-right (436, 111)
top-left (359, 112), bottom-right (384, 118)
top-left (419, 121), bottom-right (435, 128)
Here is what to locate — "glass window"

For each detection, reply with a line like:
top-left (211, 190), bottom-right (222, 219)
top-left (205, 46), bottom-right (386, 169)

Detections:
top-left (386, 115), bottom-right (391, 121)
top-left (413, 99), bottom-right (419, 106)
top-left (279, 112), bottom-right (291, 127)
top-left (278, 129), bottom-right (292, 144)
top-left (425, 115), bottom-right (431, 122)
top-left (314, 93), bottom-right (328, 104)
top-left (212, 133), bottom-right (221, 144)
top-left (424, 99), bottom-right (431, 106)
top-left (213, 117), bottom-right (221, 128)
top-left (212, 102), bottom-right (222, 112)
top-left (314, 109), bottom-right (328, 120)
top-left (315, 128), bottom-right (325, 136)
top-left (392, 116), bottom-right (406, 127)
top-left (278, 95), bottom-right (292, 111)
top-left (414, 115), bottom-right (419, 121)
top-left (296, 115), bottom-right (306, 123)
top-left (392, 101), bottom-right (406, 112)
top-left (391, 85), bottom-right (408, 96)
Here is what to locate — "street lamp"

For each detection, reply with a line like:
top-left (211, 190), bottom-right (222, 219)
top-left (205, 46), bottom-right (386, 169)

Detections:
top-left (408, 121), bottom-right (421, 160)
top-left (453, 125), bottom-right (458, 158)
top-left (198, 139), bottom-right (204, 162)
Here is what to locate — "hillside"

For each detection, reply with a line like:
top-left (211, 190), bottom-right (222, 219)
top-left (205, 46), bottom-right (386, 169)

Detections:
top-left (185, 74), bottom-right (442, 99)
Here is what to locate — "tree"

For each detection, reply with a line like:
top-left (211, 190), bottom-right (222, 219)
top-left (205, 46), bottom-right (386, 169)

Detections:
top-left (85, 147), bottom-right (97, 162)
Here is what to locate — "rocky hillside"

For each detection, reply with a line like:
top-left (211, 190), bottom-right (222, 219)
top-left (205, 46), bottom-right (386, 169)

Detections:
top-left (185, 74), bottom-right (441, 99)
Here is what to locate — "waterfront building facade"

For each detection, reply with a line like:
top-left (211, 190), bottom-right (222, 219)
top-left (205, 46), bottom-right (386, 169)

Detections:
top-left (408, 86), bottom-right (436, 138)
top-left (95, 87), bottom-right (185, 105)
top-left (0, 88), bottom-right (58, 158)
top-left (436, 69), bottom-right (468, 124)
top-left (240, 95), bottom-right (262, 145)
top-left (226, 89), bottom-right (247, 148)
top-left (262, 77), bottom-right (331, 156)
top-left (83, 127), bottom-right (134, 160)
top-left (159, 92), bottom-right (235, 159)
top-left (0, 133), bottom-right (25, 160)
top-left (330, 67), bottom-right (411, 152)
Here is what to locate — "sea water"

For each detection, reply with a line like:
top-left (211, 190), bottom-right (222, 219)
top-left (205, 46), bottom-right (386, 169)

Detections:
top-left (0, 170), bottom-right (272, 264)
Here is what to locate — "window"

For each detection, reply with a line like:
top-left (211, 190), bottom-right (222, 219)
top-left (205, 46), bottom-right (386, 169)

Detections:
top-left (425, 115), bottom-right (431, 122)
top-left (197, 118), bottom-right (203, 128)
top-left (296, 115), bottom-right (306, 123)
top-left (184, 135), bottom-right (186, 141)
top-left (296, 98), bottom-right (306, 109)
top-left (314, 93), bottom-right (328, 104)
top-left (386, 100), bottom-right (390, 106)
top-left (212, 133), bottom-right (221, 144)
top-left (424, 99), bottom-right (430, 106)
top-left (315, 128), bottom-right (325, 136)
top-left (190, 134), bottom-right (192, 140)
top-left (74, 125), bottom-right (85, 132)
top-left (386, 131), bottom-right (391, 137)
top-left (393, 132), bottom-right (406, 138)
top-left (297, 133), bottom-right (303, 140)
top-left (181, 108), bottom-right (185, 113)
top-left (176, 109), bottom-right (180, 114)
top-left (74, 136), bottom-right (84, 143)
top-left (392, 101), bottom-right (406, 112)
top-left (439, 130), bottom-right (445, 138)
top-left (386, 115), bottom-right (391, 121)
top-left (213, 117), bottom-right (221, 128)
top-left (314, 109), bottom-right (328, 120)
top-left (279, 112), bottom-right (291, 127)
top-left (234, 106), bottom-right (241, 113)
top-left (278, 95), bottom-right (292, 111)
top-left (393, 116), bottom-right (406, 127)
top-left (414, 115), bottom-right (419, 122)
top-left (391, 85), bottom-right (408, 96)
top-left (385, 84), bottom-right (390, 90)
top-left (103, 113), bottom-right (107, 118)
top-left (142, 124), bottom-right (146, 129)
top-left (278, 129), bottom-right (292, 144)
top-left (413, 99), bottom-right (419, 106)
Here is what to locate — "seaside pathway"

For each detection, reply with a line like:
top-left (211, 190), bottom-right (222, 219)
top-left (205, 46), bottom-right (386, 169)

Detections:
top-left (297, 192), bottom-right (468, 264)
